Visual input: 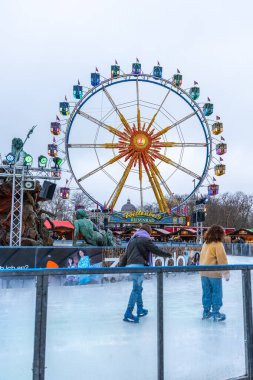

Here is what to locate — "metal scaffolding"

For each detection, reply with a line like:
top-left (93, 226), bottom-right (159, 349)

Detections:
top-left (9, 166), bottom-right (25, 246)
top-left (0, 165), bottom-right (60, 246)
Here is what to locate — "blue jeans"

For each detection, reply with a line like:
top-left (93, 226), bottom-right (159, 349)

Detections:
top-left (201, 276), bottom-right (223, 313)
top-left (126, 264), bottom-right (145, 312)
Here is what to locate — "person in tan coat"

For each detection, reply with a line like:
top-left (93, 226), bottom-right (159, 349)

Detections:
top-left (200, 225), bottom-right (229, 322)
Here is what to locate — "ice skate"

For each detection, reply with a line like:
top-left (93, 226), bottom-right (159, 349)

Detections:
top-left (123, 309), bottom-right (139, 323)
top-left (213, 312), bottom-right (226, 322)
top-left (137, 308), bottom-right (148, 317)
top-left (202, 310), bottom-right (212, 320)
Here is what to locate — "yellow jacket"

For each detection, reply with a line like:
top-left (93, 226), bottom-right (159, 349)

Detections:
top-left (200, 241), bottom-right (229, 278)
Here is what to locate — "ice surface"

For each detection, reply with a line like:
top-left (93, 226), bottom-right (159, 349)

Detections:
top-left (0, 256), bottom-right (252, 380)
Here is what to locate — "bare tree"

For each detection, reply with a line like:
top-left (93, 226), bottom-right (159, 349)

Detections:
top-left (42, 189), bottom-right (72, 220)
top-left (140, 202), bottom-right (160, 212)
top-left (42, 190), bottom-right (95, 221)
top-left (205, 192), bottom-right (253, 228)
top-left (70, 191), bottom-right (95, 211)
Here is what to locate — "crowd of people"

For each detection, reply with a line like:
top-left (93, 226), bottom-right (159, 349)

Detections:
top-left (52, 232), bottom-right (67, 240)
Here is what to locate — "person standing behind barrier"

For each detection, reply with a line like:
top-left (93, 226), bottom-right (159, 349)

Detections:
top-left (119, 224), bottom-right (170, 323)
top-left (200, 225), bottom-right (229, 322)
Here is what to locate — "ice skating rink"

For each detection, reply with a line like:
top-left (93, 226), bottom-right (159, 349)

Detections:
top-left (0, 256), bottom-right (253, 380)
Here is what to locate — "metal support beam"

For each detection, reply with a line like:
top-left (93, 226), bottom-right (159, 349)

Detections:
top-left (0, 165), bottom-right (62, 180)
top-left (157, 271), bottom-right (164, 380)
top-left (10, 166), bottom-right (24, 246)
top-left (196, 221), bottom-right (203, 244)
top-left (242, 270), bottom-right (253, 379)
top-left (33, 275), bottom-right (49, 380)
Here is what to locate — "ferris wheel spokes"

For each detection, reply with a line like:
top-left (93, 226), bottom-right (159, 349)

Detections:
top-left (150, 162), bottom-right (174, 198)
top-left (136, 77), bottom-right (141, 131)
top-left (145, 153), bottom-right (170, 210)
top-left (152, 111), bottom-right (197, 140)
top-left (107, 153), bottom-right (137, 210)
top-left (153, 142), bottom-right (207, 148)
top-left (154, 152), bottom-right (202, 180)
top-left (146, 87), bottom-right (172, 133)
top-left (142, 153), bottom-right (167, 212)
top-left (77, 109), bottom-right (126, 139)
top-left (102, 86), bottom-right (132, 135)
top-left (137, 153), bottom-right (144, 209)
top-left (77, 152), bottom-right (128, 182)
top-left (67, 143), bottom-right (128, 149)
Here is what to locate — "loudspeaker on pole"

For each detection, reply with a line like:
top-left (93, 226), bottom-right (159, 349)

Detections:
top-left (39, 181), bottom-right (57, 200)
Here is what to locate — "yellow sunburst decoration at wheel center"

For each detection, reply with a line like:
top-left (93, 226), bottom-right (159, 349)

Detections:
top-left (131, 133), bottom-right (151, 151)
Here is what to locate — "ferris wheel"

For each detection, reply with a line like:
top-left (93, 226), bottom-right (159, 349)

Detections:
top-left (48, 60), bottom-right (227, 212)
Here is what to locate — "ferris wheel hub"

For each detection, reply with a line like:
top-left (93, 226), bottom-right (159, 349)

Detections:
top-left (130, 130), bottom-right (152, 152)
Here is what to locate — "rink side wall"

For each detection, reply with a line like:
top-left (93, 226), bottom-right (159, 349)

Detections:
top-left (0, 243), bottom-right (252, 270)
top-left (0, 263), bottom-right (253, 380)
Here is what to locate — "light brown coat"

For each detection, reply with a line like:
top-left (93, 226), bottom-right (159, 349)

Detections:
top-left (200, 241), bottom-right (229, 278)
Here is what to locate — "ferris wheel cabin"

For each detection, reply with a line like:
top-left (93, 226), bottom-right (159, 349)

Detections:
top-left (208, 184), bottom-right (219, 196)
top-left (59, 102), bottom-right (69, 116)
top-left (91, 73), bottom-right (100, 86)
top-left (173, 73), bottom-right (183, 87)
top-left (153, 65), bottom-right (163, 79)
top-left (189, 86), bottom-right (200, 100)
top-left (73, 85), bottom-right (83, 99)
top-left (215, 164), bottom-right (226, 176)
top-left (60, 187), bottom-right (70, 199)
top-left (50, 122), bottom-right (61, 136)
top-left (212, 122), bottom-right (223, 135)
top-left (132, 63), bottom-right (141, 75)
top-left (203, 102), bottom-right (213, 116)
top-left (51, 169), bottom-right (61, 178)
top-left (111, 65), bottom-right (120, 78)
top-left (48, 144), bottom-right (58, 157)
top-left (216, 143), bottom-right (227, 155)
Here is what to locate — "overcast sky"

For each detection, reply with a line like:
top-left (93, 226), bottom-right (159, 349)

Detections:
top-left (0, 0), bottom-right (252, 206)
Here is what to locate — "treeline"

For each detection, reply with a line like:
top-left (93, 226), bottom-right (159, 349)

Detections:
top-left (139, 191), bottom-right (253, 229)
top-left (204, 192), bottom-right (253, 229)
top-left (42, 189), bottom-right (253, 229)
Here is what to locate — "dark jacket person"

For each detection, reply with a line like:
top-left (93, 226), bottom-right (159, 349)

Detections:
top-left (120, 224), bottom-right (170, 323)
